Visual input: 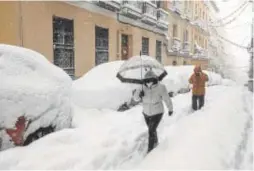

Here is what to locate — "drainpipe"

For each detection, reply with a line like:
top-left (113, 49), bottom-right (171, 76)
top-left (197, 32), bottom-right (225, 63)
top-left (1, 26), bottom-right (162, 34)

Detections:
top-left (19, 1), bottom-right (23, 46)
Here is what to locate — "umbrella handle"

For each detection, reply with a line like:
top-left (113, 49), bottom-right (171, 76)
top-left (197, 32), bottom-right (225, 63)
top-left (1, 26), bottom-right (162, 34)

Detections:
top-left (140, 51), bottom-right (144, 91)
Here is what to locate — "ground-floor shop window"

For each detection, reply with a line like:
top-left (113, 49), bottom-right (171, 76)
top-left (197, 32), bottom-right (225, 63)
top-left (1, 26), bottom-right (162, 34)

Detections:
top-left (142, 37), bottom-right (149, 55)
top-left (156, 40), bottom-right (162, 62)
top-left (53, 16), bottom-right (75, 78)
top-left (95, 26), bottom-right (109, 66)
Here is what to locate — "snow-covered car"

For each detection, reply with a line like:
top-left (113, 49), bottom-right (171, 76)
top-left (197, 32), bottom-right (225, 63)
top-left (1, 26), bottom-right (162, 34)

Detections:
top-left (0, 44), bottom-right (72, 151)
top-left (72, 61), bottom-right (139, 111)
top-left (72, 60), bottom-right (222, 111)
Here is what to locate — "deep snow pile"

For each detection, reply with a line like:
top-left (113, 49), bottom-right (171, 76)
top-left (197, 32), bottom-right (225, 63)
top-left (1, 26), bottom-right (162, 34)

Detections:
top-left (72, 61), bottom-right (222, 110)
top-left (0, 85), bottom-right (251, 170)
top-left (0, 44), bottom-right (72, 150)
top-left (72, 61), bottom-right (139, 110)
top-left (137, 86), bottom-right (252, 170)
top-left (162, 65), bottom-right (222, 94)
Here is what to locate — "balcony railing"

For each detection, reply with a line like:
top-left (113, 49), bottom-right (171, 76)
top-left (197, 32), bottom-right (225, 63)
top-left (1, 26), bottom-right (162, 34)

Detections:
top-left (171, 0), bottom-right (182, 15)
top-left (121, 1), bottom-right (143, 19)
top-left (95, 0), bottom-right (122, 11)
top-left (156, 8), bottom-right (169, 30)
top-left (184, 8), bottom-right (192, 20)
top-left (182, 42), bottom-right (190, 53)
top-left (172, 37), bottom-right (181, 52)
top-left (193, 43), bottom-right (208, 58)
top-left (141, 1), bottom-right (157, 25)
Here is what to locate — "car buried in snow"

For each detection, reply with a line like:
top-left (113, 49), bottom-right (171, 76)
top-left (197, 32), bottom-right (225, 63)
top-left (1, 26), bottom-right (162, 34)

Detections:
top-left (0, 44), bottom-right (72, 151)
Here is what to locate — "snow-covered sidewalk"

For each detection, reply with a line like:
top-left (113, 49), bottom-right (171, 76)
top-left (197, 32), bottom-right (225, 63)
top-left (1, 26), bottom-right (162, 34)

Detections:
top-left (0, 85), bottom-right (252, 170)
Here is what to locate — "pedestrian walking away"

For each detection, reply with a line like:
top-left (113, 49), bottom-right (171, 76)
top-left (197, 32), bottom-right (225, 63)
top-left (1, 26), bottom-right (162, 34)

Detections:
top-left (134, 70), bottom-right (173, 153)
top-left (189, 65), bottom-right (209, 111)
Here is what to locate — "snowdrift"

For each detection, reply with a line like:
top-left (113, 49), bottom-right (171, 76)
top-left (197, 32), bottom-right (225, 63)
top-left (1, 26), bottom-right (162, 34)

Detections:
top-left (0, 44), bottom-right (72, 150)
top-left (72, 61), bottom-right (222, 110)
top-left (0, 86), bottom-right (251, 169)
top-left (72, 61), bottom-right (139, 110)
top-left (137, 86), bottom-right (251, 170)
top-left (162, 65), bottom-right (222, 94)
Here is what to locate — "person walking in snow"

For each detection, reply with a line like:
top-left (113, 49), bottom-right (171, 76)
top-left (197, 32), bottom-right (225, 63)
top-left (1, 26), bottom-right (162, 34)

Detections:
top-left (134, 70), bottom-right (173, 153)
top-left (189, 65), bottom-right (209, 111)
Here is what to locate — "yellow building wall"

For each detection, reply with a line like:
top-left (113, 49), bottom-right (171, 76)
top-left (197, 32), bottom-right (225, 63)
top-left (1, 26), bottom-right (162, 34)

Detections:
top-left (191, 59), bottom-right (209, 69)
top-left (1, 1), bottom-right (166, 77)
top-left (0, 2), bottom-right (21, 45)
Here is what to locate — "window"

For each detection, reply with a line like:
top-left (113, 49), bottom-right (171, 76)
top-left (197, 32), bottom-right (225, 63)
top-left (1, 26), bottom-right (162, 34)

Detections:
top-left (143, 2), bottom-right (157, 17)
top-left (95, 26), bottom-right (109, 66)
top-left (53, 16), bottom-right (75, 78)
top-left (172, 0), bottom-right (176, 6)
top-left (183, 61), bottom-right (187, 65)
top-left (156, 40), bottom-right (162, 62)
top-left (195, 35), bottom-right (198, 41)
top-left (156, 1), bottom-right (162, 8)
top-left (173, 24), bottom-right (178, 37)
top-left (121, 34), bottom-right (129, 60)
top-left (184, 30), bottom-right (189, 42)
top-left (172, 60), bottom-right (177, 66)
top-left (142, 37), bottom-right (149, 55)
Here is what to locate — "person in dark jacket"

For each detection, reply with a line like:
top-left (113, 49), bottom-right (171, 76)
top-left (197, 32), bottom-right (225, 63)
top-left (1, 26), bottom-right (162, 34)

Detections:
top-left (134, 70), bottom-right (173, 153)
top-left (189, 65), bottom-right (209, 110)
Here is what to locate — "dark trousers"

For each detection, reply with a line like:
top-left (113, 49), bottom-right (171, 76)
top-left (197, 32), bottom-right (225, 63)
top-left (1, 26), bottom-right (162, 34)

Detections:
top-left (143, 113), bottom-right (163, 153)
top-left (192, 95), bottom-right (205, 110)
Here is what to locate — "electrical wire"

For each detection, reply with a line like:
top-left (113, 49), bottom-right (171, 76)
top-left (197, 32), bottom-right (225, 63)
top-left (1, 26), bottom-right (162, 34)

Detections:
top-left (215, 33), bottom-right (248, 49)
top-left (209, 2), bottom-right (249, 27)
top-left (210, 1), bottom-right (248, 25)
top-left (224, 21), bottom-right (251, 29)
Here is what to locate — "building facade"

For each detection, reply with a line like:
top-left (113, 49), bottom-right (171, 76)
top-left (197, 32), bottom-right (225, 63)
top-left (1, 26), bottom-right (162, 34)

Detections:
top-left (206, 0), bottom-right (230, 76)
top-left (0, 1), bottom-right (210, 79)
top-left (165, 0), bottom-right (210, 68)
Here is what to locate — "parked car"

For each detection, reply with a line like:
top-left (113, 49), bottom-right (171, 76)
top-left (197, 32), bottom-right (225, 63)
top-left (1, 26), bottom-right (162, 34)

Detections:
top-left (0, 44), bottom-right (72, 151)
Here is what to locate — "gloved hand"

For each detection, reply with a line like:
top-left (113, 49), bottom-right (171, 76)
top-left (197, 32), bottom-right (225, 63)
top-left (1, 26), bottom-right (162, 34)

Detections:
top-left (139, 90), bottom-right (144, 98)
top-left (168, 111), bottom-right (173, 116)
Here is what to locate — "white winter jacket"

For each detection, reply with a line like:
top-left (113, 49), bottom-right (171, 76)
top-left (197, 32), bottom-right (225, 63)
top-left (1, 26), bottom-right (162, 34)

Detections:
top-left (134, 83), bottom-right (173, 116)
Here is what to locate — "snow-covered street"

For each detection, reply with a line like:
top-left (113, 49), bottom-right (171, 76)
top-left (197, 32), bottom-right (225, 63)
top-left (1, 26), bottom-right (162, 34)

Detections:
top-left (0, 85), bottom-right (252, 170)
top-left (0, 0), bottom-right (253, 169)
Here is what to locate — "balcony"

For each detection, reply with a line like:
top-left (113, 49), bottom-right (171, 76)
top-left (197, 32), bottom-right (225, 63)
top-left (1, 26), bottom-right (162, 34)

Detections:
top-left (121, 1), bottom-right (143, 19)
top-left (141, 1), bottom-right (157, 25)
top-left (172, 37), bottom-right (181, 52)
top-left (193, 43), bottom-right (208, 58)
top-left (95, 0), bottom-right (122, 12)
top-left (182, 42), bottom-right (190, 53)
top-left (156, 8), bottom-right (169, 30)
top-left (184, 9), bottom-right (192, 21)
top-left (171, 1), bottom-right (182, 15)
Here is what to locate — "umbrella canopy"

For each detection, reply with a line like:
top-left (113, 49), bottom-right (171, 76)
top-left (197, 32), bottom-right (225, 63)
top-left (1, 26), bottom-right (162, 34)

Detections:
top-left (116, 55), bottom-right (167, 84)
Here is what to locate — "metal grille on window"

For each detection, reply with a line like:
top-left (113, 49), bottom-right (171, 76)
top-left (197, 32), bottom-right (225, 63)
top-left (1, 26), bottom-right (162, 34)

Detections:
top-left (156, 40), bottom-right (162, 62)
top-left (53, 16), bottom-right (75, 78)
top-left (142, 37), bottom-right (149, 55)
top-left (95, 26), bottom-right (109, 66)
